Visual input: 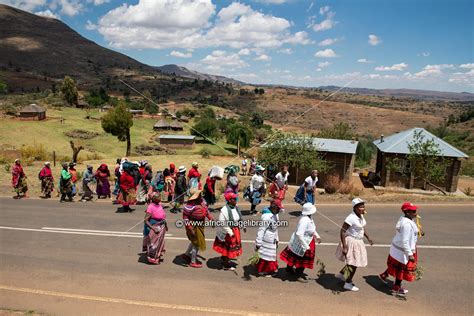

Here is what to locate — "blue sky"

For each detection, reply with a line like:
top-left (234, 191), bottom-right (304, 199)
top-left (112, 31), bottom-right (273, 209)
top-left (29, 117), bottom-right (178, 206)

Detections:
top-left (2, 0), bottom-right (473, 92)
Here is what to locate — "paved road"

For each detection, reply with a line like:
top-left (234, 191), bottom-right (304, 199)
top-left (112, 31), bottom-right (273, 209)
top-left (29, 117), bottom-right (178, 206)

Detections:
top-left (0, 198), bottom-right (473, 315)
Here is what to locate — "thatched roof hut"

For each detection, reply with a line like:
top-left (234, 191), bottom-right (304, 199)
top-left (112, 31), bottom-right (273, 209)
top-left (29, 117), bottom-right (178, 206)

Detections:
top-left (153, 119), bottom-right (171, 130)
top-left (19, 104), bottom-right (46, 120)
top-left (170, 121), bottom-right (184, 131)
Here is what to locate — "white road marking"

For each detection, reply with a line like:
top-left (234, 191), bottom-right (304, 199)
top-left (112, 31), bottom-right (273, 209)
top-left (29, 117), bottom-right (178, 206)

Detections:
top-left (0, 284), bottom-right (279, 315)
top-left (0, 226), bottom-right (473, 249)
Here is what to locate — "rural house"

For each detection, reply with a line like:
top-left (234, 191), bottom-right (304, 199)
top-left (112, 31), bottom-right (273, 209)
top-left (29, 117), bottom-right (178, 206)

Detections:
top-left (170, 121), bottom-right (184, 131)
top-left (19, 103), bottom-right (46, 120)
top-left (158, 135), bottom-right (195, 147)
top-left (153, 119), bottom-right (171, 131)
top-left (373, 127), bottom-right (468, 192)
top-left (287, 138), bottom-right (358, 187)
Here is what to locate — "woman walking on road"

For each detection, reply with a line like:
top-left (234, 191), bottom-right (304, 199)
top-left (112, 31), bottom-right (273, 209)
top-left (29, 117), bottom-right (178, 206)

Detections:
top-left (12, 159), bottom-right (28, 199)
top-left (95, 164), bottom-right (111, 199)
top-left (379, 202), bottom-right (421, 297)
top-left (335, 198), bottom-right (374, 292)
top-left (280, 203), bottom-right (321, 283)
top-left (59, 162), bottom-right (73, 202)
top-left (39, 162), bottom-right (54, 199)
top-left (117, 163), bottom-right (136, 212)
top-left (143, 192), bottom-right (167, 264)
top-left (213, 192), bottom-right (244, 271)
top-left (294, 170), bottom-right (318, 205)
top-left (80, 165), bottom-right (95, 202)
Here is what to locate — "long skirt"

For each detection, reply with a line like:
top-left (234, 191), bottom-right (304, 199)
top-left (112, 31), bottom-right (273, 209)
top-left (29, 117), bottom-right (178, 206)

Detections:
top-left (280, 238), bottom-right (316, 269)
top-left (117, 188), bottom-right (136, 206)
top-left (96, 178), bottom-right (110, 196)
top-left (41, 177), bottom-right (54, 196)
top-left (213, 227), bottom-right (242, 259)
top-left (60, 180), bottom-right (72, 195)
top-left (15, 177), bottom-right (28, 194)
top-left (136, 180), bottom-right (148, 203)
top-left (335, 236), bottom-right (368, 267)
top-left (203, 190), bottom-right (216, 206)
top-left (143, 220), bottom-right (166, 264)
top-left (256, 258), bottom-right (278, 274)
top-left (294, 185), bottom-right (314, 205)
top-left (82, 181), bottom-right (94, 200)
top-left (386, 252), bottom-right (418, 282)
top-left (187, 224), bottom-right (207, 251)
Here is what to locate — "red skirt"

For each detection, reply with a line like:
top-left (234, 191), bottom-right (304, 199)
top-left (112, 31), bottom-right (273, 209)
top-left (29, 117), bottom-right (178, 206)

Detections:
top-left (213, 227), bottom-right (242, 259)
top-left (386, 252), bottom-right (418, 282)
top-left (256, 259), bottom-right (278, 274)
top-left (280, 238), bottom-right (316, 269)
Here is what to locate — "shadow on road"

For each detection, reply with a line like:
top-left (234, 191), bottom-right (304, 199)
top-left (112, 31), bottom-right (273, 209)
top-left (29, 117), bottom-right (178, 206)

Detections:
top-left (242, 264), bottom-right (258, 281)
top-left (288, 211), bottom-right (301, 217)
top-left (137, 252), bottom-right (148, 264)
top-left (115, 207), bottom-right (135, 213)
top-left (172, 255), bottom-right (190, 267)
top-left (315, 273), bottom-right (343, 294)
top-left (363, 275), bottom-right (392, 296)
top-left (206, 256), bottom-right (223, 270)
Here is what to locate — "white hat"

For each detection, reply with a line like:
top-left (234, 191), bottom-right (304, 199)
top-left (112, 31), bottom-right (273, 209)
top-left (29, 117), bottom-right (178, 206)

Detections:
top-left (301, 203), bottom-right (317, 215)
top-left (352, 197), bottom-right (365, 208)
top-left (178, 166), bottom-right (186, 173)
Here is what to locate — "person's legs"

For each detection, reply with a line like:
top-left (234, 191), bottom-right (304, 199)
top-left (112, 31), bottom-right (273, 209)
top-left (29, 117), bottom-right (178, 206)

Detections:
top-left (345, 265), bottom-right (357, 283)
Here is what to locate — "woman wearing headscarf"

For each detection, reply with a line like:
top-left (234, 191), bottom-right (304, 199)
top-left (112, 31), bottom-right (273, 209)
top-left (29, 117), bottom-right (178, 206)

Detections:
top-left (379, 202), bottom-right (421, 297)
top-left (39, 162), bottom-right (54, 199)
top-left (335, 198), bottom-right (374, 292)
top-left (169, 163), bottom-right (177, 181)
top-left (69, 162), bottom-right (78, 197)
top-left (143, 192), bottom-right (167, 264)
top-left (171, 166), bottom-right (188, 213)
top-left (80, 165), bottom-right (95, 202)
top-left (162, 168), bottom-right (175, 203)
top-left (137, 163), bottom-right (153, 204)
top-left (224, 166), bottom-right (239, 195)
top-left (255, 199), bottom-right (283, 277)
top-left (294, 170), bottom-right (318, 205)
top-left (182, 190), bottom-right (214, 268)
top-left (188, 162), bottom-right (202, 190)
top-left (12, 159), bottom-right (28, 199)
top-left (95, 164), bottom-right (111, 199)
top-left (213, 192), bottom-right (244, 271)
top-left (280, 203), bottom-right (321, 283)
top-left (59, 162), bottom-right (73, 202)
top-left (117, 163), bottom-right (136, 212)
top-left (249, 165), bottom-right (266, 215)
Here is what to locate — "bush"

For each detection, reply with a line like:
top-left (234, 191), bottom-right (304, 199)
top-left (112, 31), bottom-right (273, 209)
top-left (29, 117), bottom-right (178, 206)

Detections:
top-left (200, 148), bottom-right (211, 158)
top-left (460, 159), bottom-right (474, 177)
top-left (324, 174), bottom-right (361, 196)
top-left (463, 187), bottom-right (472, 196)
top-left (20, 143), bottom-right (50, 161)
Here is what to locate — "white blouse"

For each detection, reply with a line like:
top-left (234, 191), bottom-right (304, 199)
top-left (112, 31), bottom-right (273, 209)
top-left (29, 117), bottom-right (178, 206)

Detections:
top-left (344, 211), bottom-right (366, 239)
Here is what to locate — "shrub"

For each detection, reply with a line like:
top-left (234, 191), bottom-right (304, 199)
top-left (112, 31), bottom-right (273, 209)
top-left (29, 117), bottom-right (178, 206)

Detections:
top-left (324, 175), bottom-right (340, 194)
top-left (200, 148), bottom-right (211, 158)
top-left (463, 187), bottom-right (472, 196)
top-left (20, 143), bottom-right (50, 161)
top-left (324, 174), bottom-right (362, 196)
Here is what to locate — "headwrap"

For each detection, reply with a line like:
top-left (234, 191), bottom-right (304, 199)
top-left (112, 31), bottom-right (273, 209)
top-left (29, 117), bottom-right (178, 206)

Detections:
top-left (224, 192), bottom-right (238, 201)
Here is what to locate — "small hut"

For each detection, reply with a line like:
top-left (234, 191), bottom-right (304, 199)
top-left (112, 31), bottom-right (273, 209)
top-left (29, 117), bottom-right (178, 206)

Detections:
top-left (170, 121), bottom-right (184, 131)
top-left (179, 115), bottom-right (190, 123)
top-left (159, 135), bottom-right (195, 147)
top-left (153, 119), bottom-right (171, 131)
top-left (19, 104), bottom-right (46, 120)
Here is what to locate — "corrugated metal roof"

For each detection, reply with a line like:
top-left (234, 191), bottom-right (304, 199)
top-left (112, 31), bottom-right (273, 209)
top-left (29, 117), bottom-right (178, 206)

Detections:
top-left (159, 135), bottom-right (195, 140)
top-left (373, 127), bottom-right (468, 158)
top-left (312, 138), bottom-right (358, 154)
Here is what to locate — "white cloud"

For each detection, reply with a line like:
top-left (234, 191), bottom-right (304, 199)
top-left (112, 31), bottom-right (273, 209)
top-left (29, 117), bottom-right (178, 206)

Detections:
top-left (414, 64), bottom-right (454, 77)
top-left (170, 50), bottom-right (192, 58)
top-left (85, 20), bottom-right (97, 30)
top-left (284, 31), bottom-right (312, 45)
top-left (318, 37), bottom-right (340, 46)
top-left (357, 58), bottom-right (374, 63)
top-left (368, 34), bottom-right (381, 46)
top-left (277, 48), bottom-right (293, 54)
top-left (238, 48), bottom-right (251, 55)
top-left (55, 0), bottom-right (83, 16)
top-left (319, 5), bottom-right (330, 15)
top-left (88, 0), bottom-right (109, 5)
top-left (460, 63), bottom-right (474, 69)
top-left (255, 0), bottom-right (288, 4)
top-left (314, 48), bottom-right (337, 58)
top-left (417, 52), bottom-right (430, 57)
top-left (318, 61), bottom-right (331, 68)
top-left (255, 54), bottom-right (271, 61)
top-left (375, 62), bottom-right (408, 71)
top-left (0, 0), bottom-right (47, 11)
top-left (313, 11), bottom-right (338, 32)
top-left (35, 9), bottom-right (59, 19)
top-left (201, 50), bottom-right (248, 68)
top-left (448, 69), bottom-right (474, 87)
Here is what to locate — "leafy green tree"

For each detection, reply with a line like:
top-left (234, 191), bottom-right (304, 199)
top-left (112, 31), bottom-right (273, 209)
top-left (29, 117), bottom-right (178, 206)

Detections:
top-left (259, 132), bottom-right (330, 172)
top-left (227, 123), bottom-right (253, 154)
top-left (60, 76), bottom-right (78, 106)
top-left (191, 118), bottom-right (218, 140)
top-left (101, 103), bottom-right (133, 156)
top-left (200, 107), bottom-right (216, 119)
top-left (250, 111), bottom-right (264, 128)
top-left (317, 122), bottom-right (356, 140)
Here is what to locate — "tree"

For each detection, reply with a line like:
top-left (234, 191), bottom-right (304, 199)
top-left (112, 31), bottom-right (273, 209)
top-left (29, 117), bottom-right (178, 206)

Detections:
top-left (258, 132), bottom-right (330, 172)
top-left (200, 107), bottom-right (216, 119)
top-left (226, 123), bottom-right (253, 155)
top-left (191, 118), bottom-right (218, 140)
top-left (60, 76), bottom-right (78, 106)
top-left (70, 141), bottom-right (84, 163)
top-left (101, 103), bottom-right (133, 156)
top-left (317, 122), bottom-right (356, 140)
top-left (250, 111), bottom-right (264, 128)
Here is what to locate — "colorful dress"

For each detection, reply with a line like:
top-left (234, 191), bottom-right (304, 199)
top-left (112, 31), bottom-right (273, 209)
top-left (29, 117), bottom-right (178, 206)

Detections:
top-left (188, 167), bottom-right (201, 190)
top-left (117, 171), bottom-right (136, 206)
top-left (203, 176), bottom-right (217, 206)
top-left (39, 166), bottom-right (54, 197)
top-left (335, 211), bottom-right (368, 267)
top-left (12, 163), bottom-right (28, 195)
top-left (255, 208), bottom-right (280, 273)
top-left (143, 202), bottom-right (167, 264)
top-left (95, 164), bottom-right (111, 197)
top-left (294, 176), bottom-right (318, 205)
top-left (213, 205), bottom-right (243, 259)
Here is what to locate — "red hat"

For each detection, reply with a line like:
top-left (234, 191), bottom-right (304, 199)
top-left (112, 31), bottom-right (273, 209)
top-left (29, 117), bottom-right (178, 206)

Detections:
top-left (271, 199), bottom-right (283, 210)
top-left (170, 163), bottom-right (175, 169)
top-left (224, 192), bottom-right (238, 201)
top-left (401, 202), bottom-right (418, 212)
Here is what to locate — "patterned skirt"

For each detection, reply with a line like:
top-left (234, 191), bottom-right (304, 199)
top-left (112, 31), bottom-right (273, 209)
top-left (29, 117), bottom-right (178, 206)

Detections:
top-left (41, 177), bottom-right (54, 195)
top-left (280, 238), bottom-right (316, 269)
top-left (335, 236), bottom-right (368, 267)
top-left (213, 227), bottom-right (242, 259)
top-left (386, 252), bottom-right (418, 282)
top-left (117, 188), bottom-right (137, 206)
top-left (256, 258), bottom-right (278, 274)
top-left (143, 220), bottom-right (166, 265)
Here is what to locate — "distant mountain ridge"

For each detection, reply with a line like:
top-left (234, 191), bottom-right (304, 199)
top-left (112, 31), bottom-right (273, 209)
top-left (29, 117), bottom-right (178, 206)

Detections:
top-left (155, 64), bottom-right (243, 85)
top-left (319, 86), bottom-right (474, 101)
